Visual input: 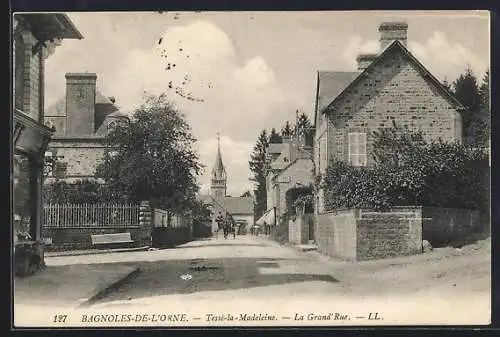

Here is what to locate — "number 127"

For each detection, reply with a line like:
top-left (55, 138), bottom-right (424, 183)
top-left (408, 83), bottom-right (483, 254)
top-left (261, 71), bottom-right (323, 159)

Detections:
top-left (53, 314), bottom-right (67, 323)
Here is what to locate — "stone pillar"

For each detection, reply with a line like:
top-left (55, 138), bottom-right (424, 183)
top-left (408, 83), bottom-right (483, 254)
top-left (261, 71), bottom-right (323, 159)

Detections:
top-left (139, 201), bottom-right (152, 247)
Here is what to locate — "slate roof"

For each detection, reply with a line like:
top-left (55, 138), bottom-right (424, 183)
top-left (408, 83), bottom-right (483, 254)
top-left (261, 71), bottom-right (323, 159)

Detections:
top-left (321, 41), bottom-right (465, 114)
top-left (212, 142), bottom-right (227, 180)
top-left (270, 144), bottom-right (291, 170)
top-left (200, 195), bottom-right (254, 215)
top-left (314, 40), bottom-right (465, 126)
top-left (316, 71), bottom-right (359, 114)
top-left (45, 90), bottom-right (117, 117)
top-left (268, 143), bottom-right (284, 154)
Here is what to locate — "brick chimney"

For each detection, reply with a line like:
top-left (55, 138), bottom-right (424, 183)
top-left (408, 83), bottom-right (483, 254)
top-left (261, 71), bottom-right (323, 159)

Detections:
top-left (379, 22), bottom-right (408, 50)
top-left (356, 53), bottom-right (378, 71)
top-left (65, 73), bottom-right (97, 136)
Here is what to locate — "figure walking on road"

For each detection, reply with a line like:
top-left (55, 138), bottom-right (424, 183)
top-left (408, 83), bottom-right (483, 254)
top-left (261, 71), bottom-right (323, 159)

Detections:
top-left (215, 212), bottom-right (224, 238)
top-left (223, 212), bottom-right (231, 239)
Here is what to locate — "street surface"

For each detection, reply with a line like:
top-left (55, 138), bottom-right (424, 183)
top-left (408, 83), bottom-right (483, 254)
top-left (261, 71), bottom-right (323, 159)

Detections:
top-left (16, 235), bottom-right (491, 326)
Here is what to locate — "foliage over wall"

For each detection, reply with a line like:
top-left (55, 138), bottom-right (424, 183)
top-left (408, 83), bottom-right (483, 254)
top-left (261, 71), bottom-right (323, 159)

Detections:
top-left (322, 122), bottom-right (489, 212)
top-left (95, 94), bottom-right (202, 214)
top-left (285, 186), bottom-right (314, 214)
top-left (42, 180), bottom-right (126, 204)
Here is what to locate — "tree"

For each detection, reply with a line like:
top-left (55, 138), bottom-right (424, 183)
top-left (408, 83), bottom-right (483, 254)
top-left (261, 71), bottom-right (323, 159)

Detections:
top-left (240, 190), bottom-right (252, 197)
top-left (249, 129), bottom-right (269, 217)
top-left (268, 127), bottom-right (282, 144)
top-left (296, 111), bottom-right (312, 134)
top-left (281, 121), bottom-right (293, 137)
top-left (478, 69), bottom-right (490, 147)
top-left (42, 179), bottom-right (122, 204)
top-left (295, 111), bottom-right (314, 146)
top-left (452, 66), bottom-right (483, 146)
top-left (95, 93), bottom-right (203, 214)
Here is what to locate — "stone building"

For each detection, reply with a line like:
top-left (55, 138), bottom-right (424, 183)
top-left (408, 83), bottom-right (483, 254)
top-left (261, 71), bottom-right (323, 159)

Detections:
top-left (264, 132), bottom-right (314, 220)
top-left (313, 21), bottom-right (465, 213)
top-left (13, 13), bottom-right (83, 274)
top-left (200, 135), bottom-right (254, 233)
top-left (44, 73), bottom-right (129, 182)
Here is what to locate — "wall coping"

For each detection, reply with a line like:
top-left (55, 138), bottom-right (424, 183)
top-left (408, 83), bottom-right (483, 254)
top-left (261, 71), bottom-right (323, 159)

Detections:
top-left (320, 206), bottom-right (479, 216)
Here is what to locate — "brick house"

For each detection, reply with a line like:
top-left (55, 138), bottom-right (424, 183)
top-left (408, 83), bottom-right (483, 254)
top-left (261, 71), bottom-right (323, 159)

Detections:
top-left (264, 132), bottom-right (314, 222)
top-left (44, 73), bottom-right (129, 182)
top-left (314, 22), bottom-right (465, 214)
top-left (13, 13), bottom-right (83, 274)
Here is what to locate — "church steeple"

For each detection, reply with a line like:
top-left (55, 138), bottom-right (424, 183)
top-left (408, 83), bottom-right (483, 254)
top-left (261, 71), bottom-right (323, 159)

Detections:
top-left (211, 133), bottom-right (227, 197)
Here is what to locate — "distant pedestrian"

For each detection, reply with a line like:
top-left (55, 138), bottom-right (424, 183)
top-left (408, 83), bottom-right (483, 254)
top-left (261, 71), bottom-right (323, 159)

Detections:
top-left (223, 212), bottom-right (231, 239)
top-left (230, 216), bottom-right (236, 239)
top-left (215, 212), bottom-right (224, 237)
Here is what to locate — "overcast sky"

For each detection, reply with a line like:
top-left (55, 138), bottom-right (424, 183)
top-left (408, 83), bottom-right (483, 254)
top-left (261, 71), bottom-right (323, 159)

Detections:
top-left (44, 11), bottom-right (490, 196)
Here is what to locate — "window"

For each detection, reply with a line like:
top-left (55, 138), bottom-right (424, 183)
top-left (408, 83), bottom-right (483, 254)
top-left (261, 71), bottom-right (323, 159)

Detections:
top-left (348, 132), bottom-right (367, 166)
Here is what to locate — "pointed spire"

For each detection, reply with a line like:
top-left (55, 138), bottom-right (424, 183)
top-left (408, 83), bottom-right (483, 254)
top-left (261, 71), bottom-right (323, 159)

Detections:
top-left (212, 133), bottom-right (226, 180)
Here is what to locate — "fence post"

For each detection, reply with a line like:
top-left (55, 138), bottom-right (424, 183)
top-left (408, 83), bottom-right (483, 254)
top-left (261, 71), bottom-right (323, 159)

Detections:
top-left (139, 201), bottom-right (152, 247)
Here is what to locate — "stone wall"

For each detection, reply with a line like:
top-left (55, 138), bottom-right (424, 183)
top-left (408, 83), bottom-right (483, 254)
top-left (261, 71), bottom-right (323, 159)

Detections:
top-left (289, 213), bottom-right (314, 245)
top-left (356, 209), bottom-right (422, 260)
top-left (325, 47), bottom-right (462, 165)
top-left (151, 227), bottom-right (192, 248)
top-left (42, 226), bottom-right (147, 251)
top-left (315, 207), bottom-right (482, 261)
top-left (421, 207), bottom-right (481, 247)
top-left (19, 28), bottom-right (42, 120)
top-left (47, 139), bottom-right (106, 180)
top-left (315, 209), bottom-right (358, 260)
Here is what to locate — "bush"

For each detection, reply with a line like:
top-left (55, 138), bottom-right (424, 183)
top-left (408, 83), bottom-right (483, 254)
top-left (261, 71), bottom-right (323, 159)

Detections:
top-left (43, 180), bottom-right (128, 204)
top-left (322, 124), bottom-right (489, 211)
top-left (285, 186), bottom-right (314, 214)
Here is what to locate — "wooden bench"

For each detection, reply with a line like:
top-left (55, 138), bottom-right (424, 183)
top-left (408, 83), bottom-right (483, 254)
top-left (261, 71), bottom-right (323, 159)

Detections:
top-left (91, 232), bottom-right (134, 246)
top-left (42, 237), bottom-right (53, 246)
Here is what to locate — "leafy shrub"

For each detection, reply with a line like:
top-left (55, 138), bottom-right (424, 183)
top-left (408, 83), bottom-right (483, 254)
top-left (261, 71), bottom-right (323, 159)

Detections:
top-left (322, 123), bottom-right (489, 211)
top-left (42, 179), bottom-right (127, 204)
top-left (285, 185), bottom-right (314, 214)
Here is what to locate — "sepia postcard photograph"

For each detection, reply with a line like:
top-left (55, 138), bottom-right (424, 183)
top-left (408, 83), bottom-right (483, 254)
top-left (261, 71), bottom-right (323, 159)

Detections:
top-left (11, 10), bottom-right (491, 328)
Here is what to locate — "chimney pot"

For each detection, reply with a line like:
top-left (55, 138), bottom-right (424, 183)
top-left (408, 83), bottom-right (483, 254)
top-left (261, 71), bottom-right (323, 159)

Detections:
top-left (379, 21), bottom-right (408, 50)
top-left (65, 72), bottom-right (97, 136)
top-left (356, 53), bottom-right (378, 71)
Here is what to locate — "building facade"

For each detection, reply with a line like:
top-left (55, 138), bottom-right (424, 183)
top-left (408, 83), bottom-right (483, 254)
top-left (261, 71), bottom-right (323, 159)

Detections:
top-left (13, 13), bottom-right (83, 274)
top-left (44, 72), bottom-right (128, 183)
top-left (313, 22), bottom-right (465, 214)
top-left (265, 132), bottom-right (314, 219)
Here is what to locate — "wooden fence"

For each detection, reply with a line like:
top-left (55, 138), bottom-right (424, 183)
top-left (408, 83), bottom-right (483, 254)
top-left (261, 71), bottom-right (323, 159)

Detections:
top-left (43, 203), bottom-right (141, 228)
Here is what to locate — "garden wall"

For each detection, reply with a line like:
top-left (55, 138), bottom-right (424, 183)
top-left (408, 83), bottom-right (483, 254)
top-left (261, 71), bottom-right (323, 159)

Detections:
top-left (315, 209), bottom-right (358, 260)
top-left (289, 213), bottom-right (314, 245)
top-left (421, 207), bottom-right (480, 247)
top-left (315, 207), bottom-right (480, 261)
top-left (42, 226), bottom-right (151, 251)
